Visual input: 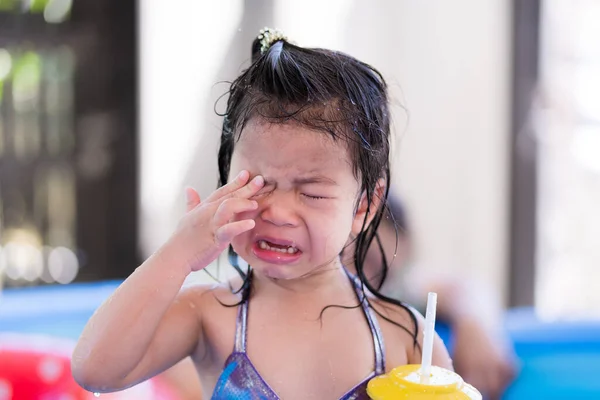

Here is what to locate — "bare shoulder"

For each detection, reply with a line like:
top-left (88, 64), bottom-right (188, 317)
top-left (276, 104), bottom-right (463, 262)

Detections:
top-left (177, 278), bottom-right (244, 367)
top-left (368, 296), bottom-right (454, 371)
top-left (369, 296), bottom-right (418, 332)
top-left (368, 297), bottom-right (419, 356)
top-left (177, 278), bottom-right (243, 317)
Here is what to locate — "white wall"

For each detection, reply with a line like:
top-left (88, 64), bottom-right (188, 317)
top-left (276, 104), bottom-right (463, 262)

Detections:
top-left (139, 1), bottom-right (243, 254)
top-left (139, 0), bottom-right (512, 306)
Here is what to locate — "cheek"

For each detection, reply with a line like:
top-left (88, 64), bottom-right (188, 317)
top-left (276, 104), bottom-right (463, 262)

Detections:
top-left (309, 205), bottom-right (355, 251)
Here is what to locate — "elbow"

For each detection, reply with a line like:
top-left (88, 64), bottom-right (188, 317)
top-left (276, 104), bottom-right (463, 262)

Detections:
top-left (71, 355), bottom-right (124, 393)
top-left (71, 357), bottom-right (102, 392)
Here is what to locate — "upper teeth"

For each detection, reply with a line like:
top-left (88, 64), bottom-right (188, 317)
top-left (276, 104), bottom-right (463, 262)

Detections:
top-left (258, 240), bottom-right (299, 254)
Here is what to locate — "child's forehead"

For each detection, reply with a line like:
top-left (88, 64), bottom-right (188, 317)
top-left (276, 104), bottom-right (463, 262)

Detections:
top-left (233, 120), bottom-right (354, 173)
top-left (238, 119), bottom-right (349, 151)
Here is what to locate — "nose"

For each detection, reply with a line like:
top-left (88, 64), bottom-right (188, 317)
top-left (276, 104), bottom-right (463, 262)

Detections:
top-left (259, 192), bottom-right (299, 228)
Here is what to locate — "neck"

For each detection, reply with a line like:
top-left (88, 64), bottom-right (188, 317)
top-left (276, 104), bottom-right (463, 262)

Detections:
top-left (252, 259), bottom-right (351, 299)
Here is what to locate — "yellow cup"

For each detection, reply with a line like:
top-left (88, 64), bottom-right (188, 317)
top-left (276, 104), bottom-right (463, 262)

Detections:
top-left (367, 365), bottom-right (481, 400)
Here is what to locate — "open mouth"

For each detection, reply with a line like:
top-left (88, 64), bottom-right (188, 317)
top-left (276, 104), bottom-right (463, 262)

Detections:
top-left (257, 239), bottom-right (299, 254)
top-left (252, 238), bottom-right (303, 265)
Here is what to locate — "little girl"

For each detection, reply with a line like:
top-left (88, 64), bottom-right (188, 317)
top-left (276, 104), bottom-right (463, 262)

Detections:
top-left (72, 28), bottom-right (452, 400)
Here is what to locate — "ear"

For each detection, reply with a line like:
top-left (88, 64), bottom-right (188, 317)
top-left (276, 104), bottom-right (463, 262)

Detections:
top-left (351, 178), bottom-right (386, 236)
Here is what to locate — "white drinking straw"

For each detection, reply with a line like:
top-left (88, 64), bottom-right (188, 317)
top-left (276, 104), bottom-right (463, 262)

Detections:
top-left (420, 292), bottom-right (438, 384)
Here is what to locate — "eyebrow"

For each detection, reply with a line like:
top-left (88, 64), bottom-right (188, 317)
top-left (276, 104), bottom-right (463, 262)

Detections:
top-left (262, 175), bottom-right (339, 186)
top-left (293, 175), bottom-right (338, 186)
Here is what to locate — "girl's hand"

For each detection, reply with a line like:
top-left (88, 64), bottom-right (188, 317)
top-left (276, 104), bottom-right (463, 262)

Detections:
top-left (173, 170), bottom-right (263, 273)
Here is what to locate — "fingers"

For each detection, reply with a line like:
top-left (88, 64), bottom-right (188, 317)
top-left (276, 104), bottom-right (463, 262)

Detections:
top-left (183, 171), bottom-right (263, 248)
top-left (214, 198), bottom-right (258, 226)
top-left (208, 171), bottom-right (265, 203)
top-left (185, 187), bottom-right (201, 212)
top-left (225, 175), bottom-right (265, 200)
top-left (212, 197), bottom-right (259, 244)
top-left (215, 220), bottom-right (256, 243)
top-left (206, 170), bottom-right (251, 202)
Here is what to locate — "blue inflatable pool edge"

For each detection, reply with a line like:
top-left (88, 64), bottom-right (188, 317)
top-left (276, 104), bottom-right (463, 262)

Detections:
top-left (2, 280), bottom-right (600, 399)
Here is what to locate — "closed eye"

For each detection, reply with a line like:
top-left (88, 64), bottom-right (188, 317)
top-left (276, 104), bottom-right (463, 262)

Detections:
top-left (302, 194), bottom-right (329, 200)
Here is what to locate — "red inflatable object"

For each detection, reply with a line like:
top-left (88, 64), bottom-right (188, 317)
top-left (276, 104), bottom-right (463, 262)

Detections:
top-left (0, 334), bottom-right (177, 400)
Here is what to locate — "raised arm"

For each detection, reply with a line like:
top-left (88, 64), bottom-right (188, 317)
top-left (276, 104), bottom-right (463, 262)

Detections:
top-left (71, 245), bottom-right (203, 392)
top-left (71, 171), bottom-right (264, 392)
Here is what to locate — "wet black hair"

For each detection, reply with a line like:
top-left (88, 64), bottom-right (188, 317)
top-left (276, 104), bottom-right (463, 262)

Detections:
top-left (216, 33), bottom-right (419, 349)
top-left (385, 193), bottom-right (409, 235)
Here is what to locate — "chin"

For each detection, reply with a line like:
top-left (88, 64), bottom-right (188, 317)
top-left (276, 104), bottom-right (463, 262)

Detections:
top-left (253, 265), bottom-right (293, 280)
top-left (249, 259), bottom-right (305, 280)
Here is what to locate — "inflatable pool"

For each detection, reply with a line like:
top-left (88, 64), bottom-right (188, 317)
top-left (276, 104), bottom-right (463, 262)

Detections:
top-left (1, 281), bottom-right (600, 399)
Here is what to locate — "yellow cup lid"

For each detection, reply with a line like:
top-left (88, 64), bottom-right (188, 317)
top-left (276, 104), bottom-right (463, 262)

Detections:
top-left (367, 365), bottom-right (482, 400)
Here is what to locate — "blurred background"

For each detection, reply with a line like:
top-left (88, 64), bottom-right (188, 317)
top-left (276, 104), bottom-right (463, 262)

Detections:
top-left (1, 0), bottom-right (600, 399)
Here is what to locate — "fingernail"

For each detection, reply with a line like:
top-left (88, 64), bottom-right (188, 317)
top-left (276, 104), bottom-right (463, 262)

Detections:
top-left (237, 170), bottom-right (249, 180)
top-left (252, 175), bottom-right (264, 185)
top-left (185, 188), bottom-right (193, 203)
